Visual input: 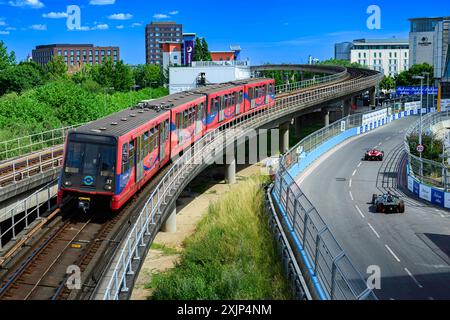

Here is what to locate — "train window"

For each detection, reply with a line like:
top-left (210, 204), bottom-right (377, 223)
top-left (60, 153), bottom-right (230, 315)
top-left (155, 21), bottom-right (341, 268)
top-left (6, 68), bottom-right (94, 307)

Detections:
top-left (129, 140), bottom-right (135, 169)
top-left (239, 91), bottom-right (244, 103)
top-left (248, 88), bottom-right (253, 100)
top-left (143, 131), bottom-right (149, 155)
top-left (121, 143), bottom-right (129, 173)
top-left (65, 142), bottom-right (82, 174)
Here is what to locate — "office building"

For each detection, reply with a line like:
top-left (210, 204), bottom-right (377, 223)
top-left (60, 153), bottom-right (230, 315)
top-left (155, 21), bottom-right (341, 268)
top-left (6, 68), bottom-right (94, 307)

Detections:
top-left (334, 42), bottom-right (352, 61)
top-left (350, 39), bottom-right (409, 77)
top-left (32, 44), bottom-right (119, 72)
top-left (145, 21), bottom-right (183, 65)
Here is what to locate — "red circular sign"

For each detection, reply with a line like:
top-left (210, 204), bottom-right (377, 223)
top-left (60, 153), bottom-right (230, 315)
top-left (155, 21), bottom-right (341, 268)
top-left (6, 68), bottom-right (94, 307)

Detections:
top-left (417, 145), bottom-right (425, 153)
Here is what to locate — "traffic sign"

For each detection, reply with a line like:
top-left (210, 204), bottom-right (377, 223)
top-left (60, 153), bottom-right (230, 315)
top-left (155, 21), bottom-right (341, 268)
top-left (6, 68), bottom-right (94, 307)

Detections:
top-left (416, 145), bottom-right (425, 153)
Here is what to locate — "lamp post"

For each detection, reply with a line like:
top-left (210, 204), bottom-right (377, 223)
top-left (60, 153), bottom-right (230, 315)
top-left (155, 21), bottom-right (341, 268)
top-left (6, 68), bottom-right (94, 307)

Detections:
top-left (413, 75), bottom-right (425, 180)
top-left (422, 72), bottom-right (430, 112)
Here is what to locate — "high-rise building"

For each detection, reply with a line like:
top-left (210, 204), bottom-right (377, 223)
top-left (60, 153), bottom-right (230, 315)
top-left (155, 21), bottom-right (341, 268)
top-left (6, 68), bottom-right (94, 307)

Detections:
top-left (145, 21), bottom-right (183, 65)
top-left (409, 17), bottom-right (450, 84)
top-left (32, 44), bottom-right (119, 73)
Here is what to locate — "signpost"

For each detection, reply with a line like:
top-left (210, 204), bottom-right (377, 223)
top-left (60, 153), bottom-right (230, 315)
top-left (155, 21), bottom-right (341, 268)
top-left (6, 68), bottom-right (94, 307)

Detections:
top-left (417, 144), bottom-right (425, 154)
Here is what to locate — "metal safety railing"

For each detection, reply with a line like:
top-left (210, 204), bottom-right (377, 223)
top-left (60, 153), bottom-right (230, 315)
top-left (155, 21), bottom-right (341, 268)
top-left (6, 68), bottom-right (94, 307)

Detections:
top-left (0, 180), bottom-right (58, 251)
top-left (275, 70), bottom-right (348, 95)
top-left (404, 110), bottom-right (450, 191)
top-left (101, 69), bottom-right (382, 299)
top-left (0, 125), bottom-right (79, 162)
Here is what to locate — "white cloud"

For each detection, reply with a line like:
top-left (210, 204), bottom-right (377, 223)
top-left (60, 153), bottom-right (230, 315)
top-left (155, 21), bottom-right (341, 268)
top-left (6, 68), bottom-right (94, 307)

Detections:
top-left (5, 26), bottom-right (16, 30)
top-left (116, 25), bottom-right (124, 29)
top-left (42, 11), bottom-right (68, 18)
top-left (153, 13), bottom-right (169, 19)
top-left (92, 23), bottom-right (108, 30)
top-left (8, 0), bottom-right (44, 8)
top-left (169, 11), bottom-right (179, 15)
top-left (108, 13), bottom-right (132, 20)
top-left (131, 22), bottom-right (142, 27)
top-left (30, 24), bottom-right (46, 30)
top-left (0, 21), bottom-right (5, 26)
top-left (0, 30), bottom-right (10, 35)
top-left (89, 0), bottom-right (115, 5)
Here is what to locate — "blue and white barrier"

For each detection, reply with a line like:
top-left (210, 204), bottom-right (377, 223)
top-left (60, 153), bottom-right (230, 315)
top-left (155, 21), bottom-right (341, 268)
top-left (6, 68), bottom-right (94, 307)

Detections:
top-left (407, 166), bottom-right (450, 209)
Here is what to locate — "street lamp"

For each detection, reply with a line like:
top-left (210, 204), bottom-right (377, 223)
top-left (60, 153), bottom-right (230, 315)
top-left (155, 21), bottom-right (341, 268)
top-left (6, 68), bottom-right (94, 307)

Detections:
top-left (413, 75), bottom-right (425, 180)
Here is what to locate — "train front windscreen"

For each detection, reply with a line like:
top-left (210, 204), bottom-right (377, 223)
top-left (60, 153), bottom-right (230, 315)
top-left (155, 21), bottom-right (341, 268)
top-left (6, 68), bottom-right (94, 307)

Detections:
top-left (62, 133), bottom-right (117, 194)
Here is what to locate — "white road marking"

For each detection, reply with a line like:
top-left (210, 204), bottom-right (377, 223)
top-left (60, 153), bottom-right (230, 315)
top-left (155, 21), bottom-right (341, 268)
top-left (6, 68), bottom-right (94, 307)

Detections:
top-left (385, 245), bottom-right (401, 262)
top-left (349, 179), bottom-right (352, 188)
top-left (385, 137), bottom-right (391, 141)
top-left (349, 191), bottom-right (354, 201)
top-left (357, 162), bottom-right (362, 168)
top-left (435, 209), bottom-right (447, 218)
top-left (404, 268), bottom-right (424, 289)
top-left (352, 170), bottom-right (357, 177)
top-left (368, 223), bottom-right (381, 238)
top-left (378, 143), bottom-right (382, 146)
top-left (355, 205), bottom-right (365, 218)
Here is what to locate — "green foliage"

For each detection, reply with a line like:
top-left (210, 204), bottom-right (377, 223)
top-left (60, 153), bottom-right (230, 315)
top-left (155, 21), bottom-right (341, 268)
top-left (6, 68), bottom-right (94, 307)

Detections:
top-left (0, 80), bottom-right (168, 142)
top-left (395, 63), bottom-right (434, 86)
top-left (201, 38), bottom-right (212, 61)
top-left (193, 37), bottom-right (212, 62)
top-left (0, 40), bottom-right (16, 70)
top-left (149, 176), bottom-right (292, 300)
top-left (44, 56), bottom-right (68, 80)
top-left (0, 61), bottom-right (45, 95)
top-left (133, 64), bottom-right (163, 88)
top-left (90, 57), bottom-right (135, 92)
top-left (379, 76), bottom-right (396, 91)
top-left (408, 133), bottom-right (443, 162)
top-left (319, 59), bottom-right (365, 68)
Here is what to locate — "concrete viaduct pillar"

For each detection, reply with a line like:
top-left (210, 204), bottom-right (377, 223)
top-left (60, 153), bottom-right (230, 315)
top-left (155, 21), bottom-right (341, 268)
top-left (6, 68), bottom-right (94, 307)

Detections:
top-left (280, 121), bottom-right (290, 154)
top-left (323, 110), bottom-right (330, 127)
top-left (162, 205), bottom-right (177, 233)
top-left (343, 98), bottom-right (351, 117)
top-left (225, 151), bottom-right (236, 185)
top-left (369, 87), bottom-right (376, 107)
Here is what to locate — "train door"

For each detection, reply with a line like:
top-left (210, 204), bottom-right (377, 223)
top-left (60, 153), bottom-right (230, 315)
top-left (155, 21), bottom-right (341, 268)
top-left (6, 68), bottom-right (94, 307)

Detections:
top-left (249, 87), bottom-right (255, 109)
top-left (265, 85), bottom-right (270, 104)
top-left (195, 103), bottom-right (205, 136)
top-left (219, 95), bottom-right (225, 122)
top-left (159, 119), bottom-right (169, 162)
top-left (135, 135), bottom-right (144, 183)
top-left (235, 91), bottom-right (242, 115)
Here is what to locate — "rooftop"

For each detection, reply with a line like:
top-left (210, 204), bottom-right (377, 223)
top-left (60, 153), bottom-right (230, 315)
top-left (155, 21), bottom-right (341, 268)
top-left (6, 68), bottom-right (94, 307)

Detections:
top-left (353, 38), bottom-right (409, 44)
top-left (409, 16), bottom-right (450, 21)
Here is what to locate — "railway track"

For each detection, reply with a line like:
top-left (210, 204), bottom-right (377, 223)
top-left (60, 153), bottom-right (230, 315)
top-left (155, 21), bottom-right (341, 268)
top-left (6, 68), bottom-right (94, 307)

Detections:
top-left (0, 163), bottom-right (172, 300)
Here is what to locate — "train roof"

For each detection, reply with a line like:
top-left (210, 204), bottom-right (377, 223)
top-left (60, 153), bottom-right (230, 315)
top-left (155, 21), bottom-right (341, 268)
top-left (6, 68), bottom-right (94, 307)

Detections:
top-left (71, 91), bottom-right (204, 138)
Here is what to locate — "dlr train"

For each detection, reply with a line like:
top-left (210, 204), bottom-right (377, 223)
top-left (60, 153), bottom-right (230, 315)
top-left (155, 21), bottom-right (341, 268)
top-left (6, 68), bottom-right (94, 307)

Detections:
top-left (57, 78), bottom-right (276, 211)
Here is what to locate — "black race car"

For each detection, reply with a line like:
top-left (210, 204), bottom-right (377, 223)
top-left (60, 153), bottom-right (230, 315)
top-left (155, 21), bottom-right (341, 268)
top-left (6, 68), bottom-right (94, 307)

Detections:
top-left (372, 193), bottom-right (405, 214)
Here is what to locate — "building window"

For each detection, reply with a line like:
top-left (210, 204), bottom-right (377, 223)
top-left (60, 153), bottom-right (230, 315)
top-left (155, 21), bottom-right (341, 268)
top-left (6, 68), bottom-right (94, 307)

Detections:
top-left (58, 50), bottom-right (62, 56)
top-left (70, 50), bottom-right (74, 55)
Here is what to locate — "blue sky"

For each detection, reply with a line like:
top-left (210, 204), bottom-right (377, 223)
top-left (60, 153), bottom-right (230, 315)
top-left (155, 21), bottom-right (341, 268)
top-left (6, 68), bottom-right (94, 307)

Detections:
top-left (0, 0), bottom-right (449, 65)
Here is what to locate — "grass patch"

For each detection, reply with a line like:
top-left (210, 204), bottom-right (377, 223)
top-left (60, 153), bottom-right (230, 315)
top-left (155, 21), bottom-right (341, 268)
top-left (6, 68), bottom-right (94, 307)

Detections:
top-left (148, 175), bottom-right (292, 300)
top-left (151, 243), bottom-right (181, 256)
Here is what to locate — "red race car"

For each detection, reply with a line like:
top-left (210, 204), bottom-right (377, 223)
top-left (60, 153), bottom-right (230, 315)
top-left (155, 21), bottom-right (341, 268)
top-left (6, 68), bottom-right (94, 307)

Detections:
top-left (364, 149), bottom-right (384, 161)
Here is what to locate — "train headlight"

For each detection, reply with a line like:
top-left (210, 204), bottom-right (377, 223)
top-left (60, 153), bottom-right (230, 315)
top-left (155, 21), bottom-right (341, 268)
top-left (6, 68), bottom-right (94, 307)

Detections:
top-left (64, 181), bottom-right (72, 187)
top-left (104, 184), bottom-right (113, 191)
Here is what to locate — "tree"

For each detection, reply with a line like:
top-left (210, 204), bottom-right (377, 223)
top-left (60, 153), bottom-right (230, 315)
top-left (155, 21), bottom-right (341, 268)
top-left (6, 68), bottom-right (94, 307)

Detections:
top-left (0, 40), bottom-right (16, 71)
top-left (44, 56), bottom-right (68, 79)
top-left (0, 62), bottom-right (45, 95)
top-left (193, 37), bottom-right (203, 62)
top-left (379, 76), bottom-right (396, 91)
top-left (395, 63), bottom-right (434, 86)
top-left (133, 64), bottom-right (162, 88)
top-left (90, 58), bottom-right (134, 92)
top-left (319, 59), bottom-right (365, 69)
top-left (201, 38), bottom-right (212, 61)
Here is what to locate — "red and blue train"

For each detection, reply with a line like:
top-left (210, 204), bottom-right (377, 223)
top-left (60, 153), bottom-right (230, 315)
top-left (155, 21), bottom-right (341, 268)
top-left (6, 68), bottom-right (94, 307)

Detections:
top-left (57, 78), bottom-right (276, 211)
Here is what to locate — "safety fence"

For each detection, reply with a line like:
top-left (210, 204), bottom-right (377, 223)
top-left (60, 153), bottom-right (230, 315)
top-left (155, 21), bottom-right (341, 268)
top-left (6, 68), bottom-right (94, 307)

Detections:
top-left (100, 69), bottom-right (382, 299)
top-left (0, 125), bottom-right (79, 162)
top-left (0, 180), bottom-right (58, 251)
top-left (275, 70), bottom-right (347, 95)
top-left (404, 110), bottom-right (450, 208)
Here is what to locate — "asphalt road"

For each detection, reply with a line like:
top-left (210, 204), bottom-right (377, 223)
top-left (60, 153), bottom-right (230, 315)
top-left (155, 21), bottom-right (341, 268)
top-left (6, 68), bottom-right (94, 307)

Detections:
top-left (299, 116), bottom-right (450, 300)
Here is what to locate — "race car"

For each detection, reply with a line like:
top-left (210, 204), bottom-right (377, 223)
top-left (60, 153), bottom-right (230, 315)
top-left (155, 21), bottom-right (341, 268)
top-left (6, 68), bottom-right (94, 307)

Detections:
top-left (372, 193), bottom-right (405, 214)
top-left (364, 149), bottom-right (384, 161)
